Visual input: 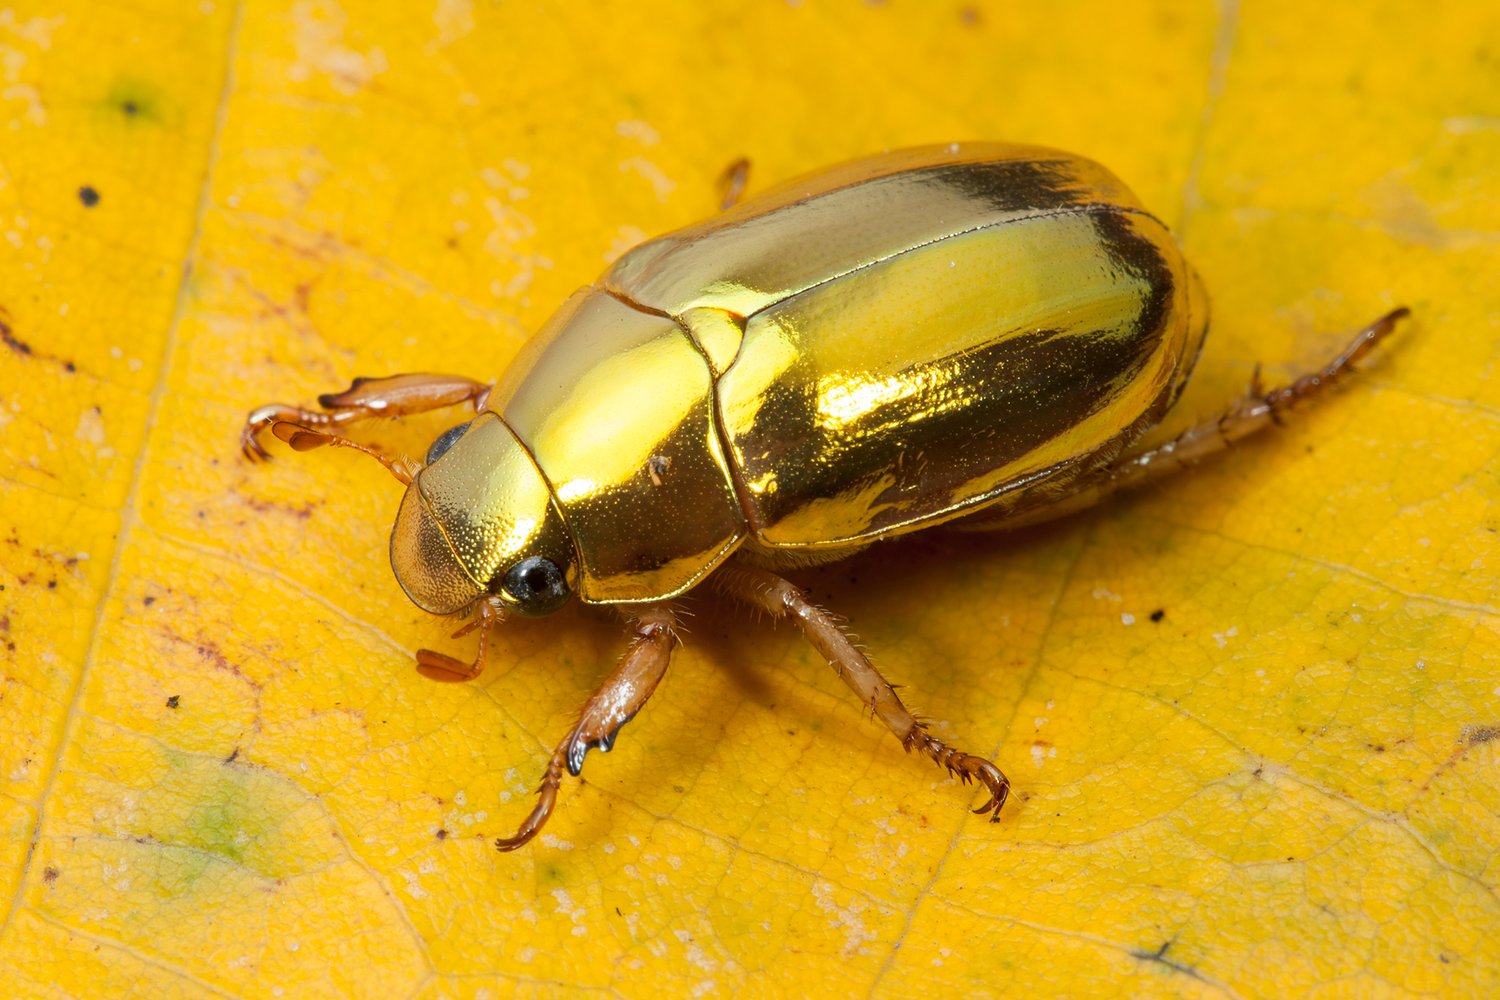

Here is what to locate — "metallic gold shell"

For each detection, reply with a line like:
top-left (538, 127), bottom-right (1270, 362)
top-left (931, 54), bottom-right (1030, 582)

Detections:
top-left (490, 289), bottom-right (746, 603)
top-left (487, 143), bottom-right (1206, 601)
top-left (390, 412), bottom-right (575, 614)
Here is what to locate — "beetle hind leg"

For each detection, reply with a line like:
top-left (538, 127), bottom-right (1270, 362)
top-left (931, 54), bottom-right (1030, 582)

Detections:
top-left (495, 604), bottom-right (679, 851)
top-left (714, 563), bottom-right (1010, 821)
top-left (955, 307), bottom-right (1410, 532)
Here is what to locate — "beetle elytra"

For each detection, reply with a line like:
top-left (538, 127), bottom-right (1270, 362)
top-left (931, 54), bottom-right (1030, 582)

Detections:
top-left (243, 143), bottom-right (1405, 850)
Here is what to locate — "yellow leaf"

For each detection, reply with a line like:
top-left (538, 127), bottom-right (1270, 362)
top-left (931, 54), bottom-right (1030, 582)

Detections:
top-left (3, 1), bottom-right (1497, 996)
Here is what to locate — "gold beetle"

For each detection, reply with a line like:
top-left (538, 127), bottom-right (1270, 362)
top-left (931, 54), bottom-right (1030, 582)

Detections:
top-left (243, 143), bottom-right (1404, 850)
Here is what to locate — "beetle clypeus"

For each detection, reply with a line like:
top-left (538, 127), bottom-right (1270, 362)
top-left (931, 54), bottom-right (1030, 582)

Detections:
top-left (243, 143), bottom-right (1405, 850)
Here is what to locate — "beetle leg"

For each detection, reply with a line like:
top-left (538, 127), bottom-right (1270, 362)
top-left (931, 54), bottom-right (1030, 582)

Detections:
top-left (714, 563), bottom-right (1010, 820)
top-left (717, 157), bottom-right (751, 211)
top-left (415, 596), bottom-right (507, 682)
top-left (495, 603), bottom-right (679, 851)
top-left (1116, 306), bottom-right (1407, 473)
top-left (960, 307), bottom-right (1410, 531)
top-left (242, 373), bottom-right (491, 461)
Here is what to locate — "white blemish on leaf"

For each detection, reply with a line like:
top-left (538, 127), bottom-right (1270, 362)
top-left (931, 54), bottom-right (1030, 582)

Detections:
top-left (0, 11), bottom-right (64, 128)
top-left (74, 406), bottom-right (114, 460)
top-left (480, 162), bottom-right (549, 301)
top-left (620, 156), bottom-right (677, 201)
top-left (811, 881), bottom-right (875, 958)
top-left (551, 888), bottom-right (585, 927)
top-left (289, 1), bottom-right (388, 96)
top-left (616, 119), bottom-right (661, 146)
top-left (432, 0), bottom-right (473, 46)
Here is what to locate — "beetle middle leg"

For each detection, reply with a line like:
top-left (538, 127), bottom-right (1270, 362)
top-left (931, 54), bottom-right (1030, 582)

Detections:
top-left (717, 157), bottom-right (751, 211)
top-left (495, 603), bottom-right (679, 851)
top-left (714, 563), bottom-right (1010, 820)
top-left (242, 372), bottom-right (491, 462)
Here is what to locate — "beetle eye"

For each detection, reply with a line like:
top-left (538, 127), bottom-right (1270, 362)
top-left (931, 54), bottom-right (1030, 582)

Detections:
top-left (501, 556), bottom-right (570, 617)
top-left (425, 421), bottom-right (471, 466)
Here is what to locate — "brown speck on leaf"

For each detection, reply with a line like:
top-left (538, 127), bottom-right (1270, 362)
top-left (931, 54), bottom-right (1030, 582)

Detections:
top-left (166, 694), bottom-right (180, 709)
top-left (42, 866), bottom-right (59, 885)
top-left (225, 747), bottom-right (240, 764)
top-left (435, 828), bottom-right (449, 841)
top-left (0, 307), bottom-right (34, 356)
top-left (1461, 723), bottom-right (1500, 745)
top-left (78, 185), bottom-right (100, 207)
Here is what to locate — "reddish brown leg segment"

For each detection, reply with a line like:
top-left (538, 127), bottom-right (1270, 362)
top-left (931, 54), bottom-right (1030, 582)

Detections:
top-left (241, 372), bottom-right (491, 461)
top-left (963, 307), bottom-right (1409, 531)
top-left (416, 596), bottom-right (507, 682)
top-left (718, 157), bottom-right (751, 212)
top-left (1108, 307), bottom-right (1408, 482)
top-left (714, 563), bottom-right (1009, 819)
top-left (495, 604), bottom-right (680, 851)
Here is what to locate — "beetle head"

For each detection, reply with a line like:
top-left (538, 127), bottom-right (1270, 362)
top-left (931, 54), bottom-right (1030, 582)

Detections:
top-left (390, 411), bottom-right (578, 617)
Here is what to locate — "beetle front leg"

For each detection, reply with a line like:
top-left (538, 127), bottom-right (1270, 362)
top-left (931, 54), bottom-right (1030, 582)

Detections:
top-left (242, 373), bottom-right (492, 461)
top-left (714, 563), bottom-right (1010, 820)
top-left (495, 603), bottom-right (679, 851)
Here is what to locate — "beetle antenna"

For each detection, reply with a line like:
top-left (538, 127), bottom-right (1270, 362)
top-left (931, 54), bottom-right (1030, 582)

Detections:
top-left (269, 421), bottom-right (416, 485)
top-left (416, 596), bottom-right (507, 682)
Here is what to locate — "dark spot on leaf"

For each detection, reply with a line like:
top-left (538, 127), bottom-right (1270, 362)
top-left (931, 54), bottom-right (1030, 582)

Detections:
top-left (224, 747), bottom-right (240, 764)
top-left (105, 79), bottom-right (162, 123)
top-left (1149, 608), bottom-right (1165, 623)
top-left (435, 828), bottom-right (448, 841)
top-left (144, 595), bottom-right (156, 606)
top-left (42, 867), bottom-right (59, 885)
top-left (0, 308), bottom-right (33, 356)
top-left (166, 694), bottom-right (180, 709)
top-left (1131, 940), bottom-right (1206, 981)
top-left (1462, 724), bottom-right (1500, 746)
top-left (78, 186), bottom-right (100, 208)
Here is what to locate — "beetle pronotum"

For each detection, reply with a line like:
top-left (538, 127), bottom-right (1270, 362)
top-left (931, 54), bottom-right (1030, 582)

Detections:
top-left (243, 144), bottom-right (1405, 850)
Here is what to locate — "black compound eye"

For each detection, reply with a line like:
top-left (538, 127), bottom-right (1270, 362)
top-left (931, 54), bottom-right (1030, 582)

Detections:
top-left (425, 421), bottom-right (471, 466)
top-left (502, 556), bottom-right (570, 617)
